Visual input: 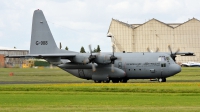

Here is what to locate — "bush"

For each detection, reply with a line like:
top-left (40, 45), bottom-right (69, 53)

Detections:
top-left (34, 61), bottom-right (50, 66)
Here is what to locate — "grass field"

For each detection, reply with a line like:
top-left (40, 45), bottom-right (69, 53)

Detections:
top-left (0, 67), bottom-right (91, 83)
top-left (0, 67), bottom-right (200, 83)
top-left (0, 67), bottom-right (200, 111)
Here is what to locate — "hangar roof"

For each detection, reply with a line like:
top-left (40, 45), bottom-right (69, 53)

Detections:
top-left (0, 47), bottom-right (28, 51)
top-left (111, 18), bottom-right (199, 29)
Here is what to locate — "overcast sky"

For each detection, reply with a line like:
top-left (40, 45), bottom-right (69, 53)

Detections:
top-left (0, 0), bottom-right (200, 52)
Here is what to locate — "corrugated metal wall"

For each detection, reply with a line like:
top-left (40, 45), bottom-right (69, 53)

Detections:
top-left (0, 50), bottom-right (29, 68)
top-left (108, 18), bottom-right (200, 63)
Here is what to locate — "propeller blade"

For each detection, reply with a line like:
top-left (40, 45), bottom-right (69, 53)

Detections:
top-left (155, 47), bottom-right (159, 52)
top-left (111, 64), bottom-right (114, 72)
top-left (147, 47), bottom-right (157, 52)
top-left (147, 47), bottom-right (151, 52)
top-left (112, 45), bottom-right (115, 56)
top-left (89, 44), bottom-right (92, 54)
top-left (92, 63), bottom-right (96, 72)
top-left (168, 45), bottom-right (172, 54)
top-left (175, 48), bottom-right (180, 54)
top-left (110, 44), bottom-right (117, 72)
top-left (88, 44), bottom-right (96, 71)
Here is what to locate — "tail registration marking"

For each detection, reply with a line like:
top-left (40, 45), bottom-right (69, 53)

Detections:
top-left (36, 41), bottom-right (48, 45)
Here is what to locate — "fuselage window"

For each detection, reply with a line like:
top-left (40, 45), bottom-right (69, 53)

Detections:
top-left (161, 63), bottom-right (166, 67)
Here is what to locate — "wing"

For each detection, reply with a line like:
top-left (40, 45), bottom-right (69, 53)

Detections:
top-left (175, 52), bottom-right (195, 56)
top-left (5, 53), bottom-right (76, 59)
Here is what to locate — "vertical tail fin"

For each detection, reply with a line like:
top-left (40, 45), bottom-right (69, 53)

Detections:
top-left (30, 9), bottom-right (74, 54)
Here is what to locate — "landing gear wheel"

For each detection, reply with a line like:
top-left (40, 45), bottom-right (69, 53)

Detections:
top-left (158, 78), bottom-right (166, 82)
top-left (103, 80), bottom-right (110, 83)
top-left (158, 78), bottom-right (163, 82)
top-left (120, 79), bottom-right (128, 83)
top-left (112, 79), bottom-right (119, 83)
top-left (94, 80), bottom-right (102, 83)
top-left (162, 78), bottom-right (166, 82)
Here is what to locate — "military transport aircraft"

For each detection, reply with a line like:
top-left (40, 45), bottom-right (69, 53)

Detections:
top-left (6, 9), bottom-right (195, 83)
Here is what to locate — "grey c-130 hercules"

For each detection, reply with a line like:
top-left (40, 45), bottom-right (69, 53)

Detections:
top-left (6, 9), bottom-right (195, 83)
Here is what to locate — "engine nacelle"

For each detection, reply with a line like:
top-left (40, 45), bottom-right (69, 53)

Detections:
top-left (95, 54), bottom-right (111, 64)
top-left (72, 54), bottom-right (90, 64)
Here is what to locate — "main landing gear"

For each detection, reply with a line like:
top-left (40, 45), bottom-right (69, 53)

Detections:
top-left (94, 78), bottom-right (128, 83)
top-left (158, 78), bottom-right (166, 82)
top-left (94, 80), bottom-right (110, 83)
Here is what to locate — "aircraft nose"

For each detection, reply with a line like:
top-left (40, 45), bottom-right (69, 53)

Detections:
top-left (169, 64), bottom-right (181, 75)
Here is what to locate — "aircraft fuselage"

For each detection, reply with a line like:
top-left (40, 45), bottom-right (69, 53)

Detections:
top-left (58, 52), bottom-right (181, 82)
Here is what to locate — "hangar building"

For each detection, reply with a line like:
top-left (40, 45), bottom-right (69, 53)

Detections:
top-left (108, 18), bottom-right (200, 63)
top-left (0, 48), bottom-right (28, 68)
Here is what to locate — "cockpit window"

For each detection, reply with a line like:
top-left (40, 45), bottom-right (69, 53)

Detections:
top-left (158, 56), bottom-right (166, 61)
top-left (166, 57), bottom-right (170, 61)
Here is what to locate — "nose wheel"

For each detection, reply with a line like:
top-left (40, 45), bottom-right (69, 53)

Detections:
top-left (158, 78), bottom-right (166, 82)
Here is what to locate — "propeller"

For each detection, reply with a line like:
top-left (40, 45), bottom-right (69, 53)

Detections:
top-left (110, 45), bottom-right (117, 72)
top-left (168, 45), bottom-right (180, 62)
top-left (147, 47), bottom-right (159, 52)
top-left (147, 47), bottom-right (152, 52)
top-left (85, 44), bottom-right (120, 72)
top-left (155, 47), bottom-right (159, 52)
top-left (88, 44), bottom-right (96, 72)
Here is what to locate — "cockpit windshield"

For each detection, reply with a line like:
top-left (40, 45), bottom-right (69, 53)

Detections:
top-left (158, 56), bottom-right (171, 61)
top-left (158, 56), bottom-right (166, 61)
top-left (166, 57), bottom-right (170, 61)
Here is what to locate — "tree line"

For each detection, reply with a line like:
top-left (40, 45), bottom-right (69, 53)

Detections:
top-left (60, 42), bottom-right (101, 53)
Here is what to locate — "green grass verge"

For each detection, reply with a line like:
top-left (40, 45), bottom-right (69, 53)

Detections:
top-left (0, 83), bottom-right (200, 112)
top-left (0, 67), bottom-right (200, 83)
top-left (0, 67), bottom-right (200, 111)
top-left (0, 68), bottom-right (91, 83)
top-left (0, 83), bottom-right (200, 93)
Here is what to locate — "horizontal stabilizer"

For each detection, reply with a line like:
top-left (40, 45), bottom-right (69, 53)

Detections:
top-left (5, 53), bottom-right (76, 59)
